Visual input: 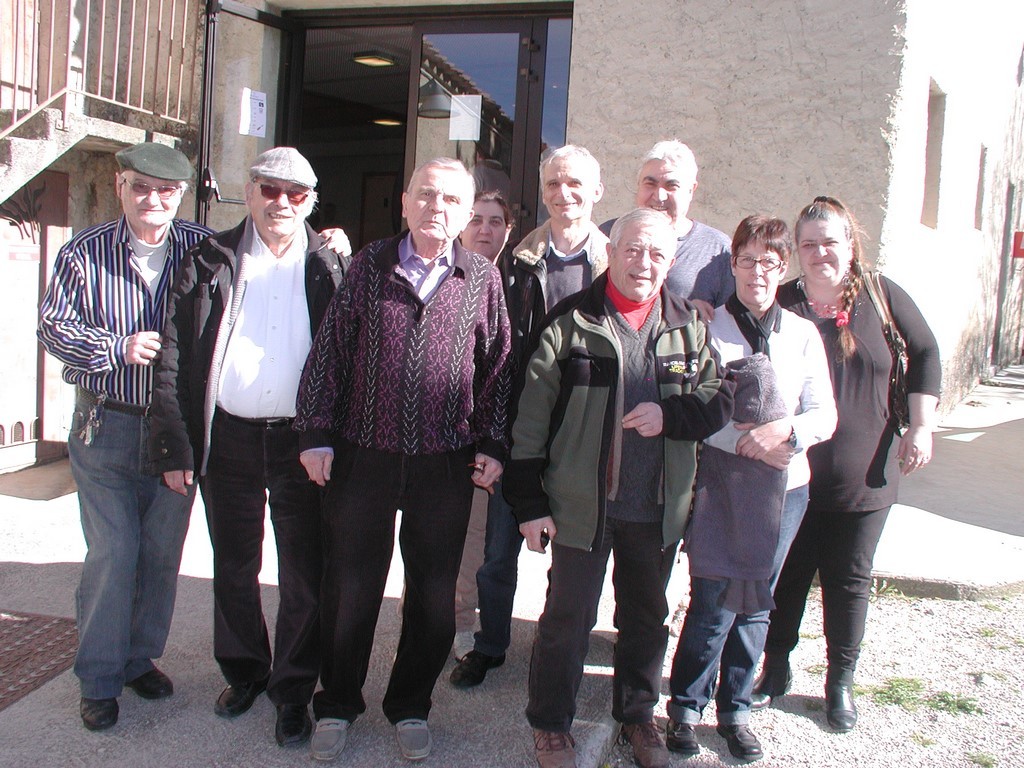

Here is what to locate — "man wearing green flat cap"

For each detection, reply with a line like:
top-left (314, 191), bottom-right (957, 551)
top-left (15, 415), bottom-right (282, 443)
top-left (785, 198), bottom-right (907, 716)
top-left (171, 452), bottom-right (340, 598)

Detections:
top-left (38, 141), bottom-right (214, 732)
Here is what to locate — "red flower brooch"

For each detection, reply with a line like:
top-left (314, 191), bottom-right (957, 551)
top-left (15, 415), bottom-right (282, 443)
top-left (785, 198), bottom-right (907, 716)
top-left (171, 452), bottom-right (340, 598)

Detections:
top-left (835, 310), bottom-right (850, 328)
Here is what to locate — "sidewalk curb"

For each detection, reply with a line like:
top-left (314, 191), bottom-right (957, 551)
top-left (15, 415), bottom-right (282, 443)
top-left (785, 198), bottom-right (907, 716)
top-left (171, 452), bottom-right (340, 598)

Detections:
top-left (870, 573), bottom-right (1024, 601)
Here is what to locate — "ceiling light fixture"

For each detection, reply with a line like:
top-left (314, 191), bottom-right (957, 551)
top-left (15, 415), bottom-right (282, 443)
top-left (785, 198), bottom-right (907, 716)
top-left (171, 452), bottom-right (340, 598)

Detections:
top-left (373, 118), bottom-right (403, 126)
top-left (353, 51), bottom-right (396, 68)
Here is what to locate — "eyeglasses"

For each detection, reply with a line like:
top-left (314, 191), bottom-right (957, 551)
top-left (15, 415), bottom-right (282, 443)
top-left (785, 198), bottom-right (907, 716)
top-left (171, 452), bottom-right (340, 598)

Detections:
top-left (122, 178), bottom-right (184, 200)
top-left (735, 255), bottom-right (785, 271)
top-left (259, 183), bottom-right (310, 205)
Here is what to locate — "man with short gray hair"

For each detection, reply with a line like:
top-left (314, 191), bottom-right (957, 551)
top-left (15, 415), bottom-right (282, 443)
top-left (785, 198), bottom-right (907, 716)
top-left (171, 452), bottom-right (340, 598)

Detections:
top-left (295, 157), bottom-right (512, 762)
top-left (149, 146), bottom-right (347, 747)
top-left (604, 140), bottom-right (733, 322)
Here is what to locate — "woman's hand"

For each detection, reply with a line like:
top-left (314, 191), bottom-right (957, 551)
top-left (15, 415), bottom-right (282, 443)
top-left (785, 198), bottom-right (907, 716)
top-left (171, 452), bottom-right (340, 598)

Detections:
top-left (897, 425), bottom-right (932, 476)
top-left (735, 418), bottom-right (792, 463)
top-left (897, 393), bottom-right (939, 476)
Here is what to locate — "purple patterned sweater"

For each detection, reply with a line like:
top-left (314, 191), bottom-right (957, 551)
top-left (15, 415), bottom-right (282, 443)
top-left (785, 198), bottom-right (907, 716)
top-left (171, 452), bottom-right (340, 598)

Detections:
top-left (295, 232), bottom-right (512, 460)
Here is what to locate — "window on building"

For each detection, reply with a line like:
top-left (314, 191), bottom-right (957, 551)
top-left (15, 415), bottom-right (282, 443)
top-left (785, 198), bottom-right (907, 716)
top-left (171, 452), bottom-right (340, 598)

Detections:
top-left (921, 81), bottom-right (946, 228)
top-left (975, 145), bottom-right (987, 231)
top-left (30, 419), bottom-right (39, 440)
top-left (12, 422), bottom-right (24, 442)
top-left (0, 425), bottom-right (5, 445)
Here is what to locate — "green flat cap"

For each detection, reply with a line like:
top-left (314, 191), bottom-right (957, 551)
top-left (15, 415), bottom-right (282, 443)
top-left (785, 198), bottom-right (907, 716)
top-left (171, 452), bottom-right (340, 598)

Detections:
top-left (115, 142), bottom-right (194, 181)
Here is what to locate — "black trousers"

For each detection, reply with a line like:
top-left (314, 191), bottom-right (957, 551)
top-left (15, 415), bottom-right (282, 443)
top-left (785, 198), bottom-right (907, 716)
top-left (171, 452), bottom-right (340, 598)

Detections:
top-left (526, 518), bottom-right (678, 733)
top-left (312, 441), bottom-right (476, 724)
top-left (200, 409), bottom-right (323, 705)
top-left (763, 501), bottom-right (890, 676)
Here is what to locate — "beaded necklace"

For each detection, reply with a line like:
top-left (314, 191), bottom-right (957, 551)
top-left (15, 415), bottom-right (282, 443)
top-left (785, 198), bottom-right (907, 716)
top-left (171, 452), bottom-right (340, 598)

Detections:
top-left (797, 277), bottom-right (850, 327)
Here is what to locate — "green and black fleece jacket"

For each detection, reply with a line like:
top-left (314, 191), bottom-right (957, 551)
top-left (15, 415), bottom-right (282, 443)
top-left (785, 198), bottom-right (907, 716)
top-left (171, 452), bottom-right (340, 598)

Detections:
top-left (504, 273), bottom-right (735, 551)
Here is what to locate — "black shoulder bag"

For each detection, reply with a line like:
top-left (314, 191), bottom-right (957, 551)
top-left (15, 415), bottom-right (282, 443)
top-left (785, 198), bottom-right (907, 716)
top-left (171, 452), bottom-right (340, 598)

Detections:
top-left (861, 271), bottom-right (910, 435)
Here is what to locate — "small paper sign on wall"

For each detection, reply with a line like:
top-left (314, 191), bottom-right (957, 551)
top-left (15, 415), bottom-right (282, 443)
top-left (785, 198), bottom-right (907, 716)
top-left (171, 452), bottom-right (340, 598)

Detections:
top-left (449, 95), bottom-right (482, 141)
top-left (239, 87), bottom-right (267, 138)
top-left (1013, 231), bottom-right (1024, 259)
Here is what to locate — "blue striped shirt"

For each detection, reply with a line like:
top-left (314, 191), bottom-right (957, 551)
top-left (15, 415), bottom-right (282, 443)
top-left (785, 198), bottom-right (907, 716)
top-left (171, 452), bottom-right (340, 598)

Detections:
top-left (38, 216), bottom-right (213, 406)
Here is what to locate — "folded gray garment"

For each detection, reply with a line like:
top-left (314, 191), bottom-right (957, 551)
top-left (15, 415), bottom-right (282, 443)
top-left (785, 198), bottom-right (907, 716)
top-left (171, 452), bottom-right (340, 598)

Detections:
top-left (685, 353), bottom-right (789, 615)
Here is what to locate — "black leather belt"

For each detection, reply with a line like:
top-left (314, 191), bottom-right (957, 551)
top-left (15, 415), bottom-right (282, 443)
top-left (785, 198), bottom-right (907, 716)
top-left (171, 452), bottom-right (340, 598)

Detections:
top-left (76, 386), bottom-right (149, 416)
top-left (217, 409), bottom-right (294, 428)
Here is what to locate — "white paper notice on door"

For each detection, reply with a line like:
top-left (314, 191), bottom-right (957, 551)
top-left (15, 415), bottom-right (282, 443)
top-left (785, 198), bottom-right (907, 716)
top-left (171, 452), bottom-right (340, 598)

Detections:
top-left (449, 95), bottom-right (482, 141)
top-left (239, 88), bottom-right (267, 137)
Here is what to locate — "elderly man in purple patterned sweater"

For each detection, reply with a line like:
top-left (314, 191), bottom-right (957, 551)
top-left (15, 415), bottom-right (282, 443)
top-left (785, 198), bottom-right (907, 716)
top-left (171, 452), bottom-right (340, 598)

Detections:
top-left (294, 157), bottom-right (512, 764)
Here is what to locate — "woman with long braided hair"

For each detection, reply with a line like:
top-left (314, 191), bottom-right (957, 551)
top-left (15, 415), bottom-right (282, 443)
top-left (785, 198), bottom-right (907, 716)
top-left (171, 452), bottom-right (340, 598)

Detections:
top-left (750, 196), bottom-right (941, 732)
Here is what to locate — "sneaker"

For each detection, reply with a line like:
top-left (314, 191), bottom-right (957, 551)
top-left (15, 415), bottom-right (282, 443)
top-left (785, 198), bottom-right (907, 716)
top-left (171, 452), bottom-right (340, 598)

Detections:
top-left (452, 630), bottom-right (476, 662)
top-left (619, 722), bottom-right (669, 768)
top-left (449, 649), bottom-right (505, 688)
top-left (533, 729), bottom-right (576, 768)
top-left (395, 718), bottom-right (432, 761)
top-left (311, 718), bottom-right (349, 762)
top-left (665, 719), bottom-right (699, 757)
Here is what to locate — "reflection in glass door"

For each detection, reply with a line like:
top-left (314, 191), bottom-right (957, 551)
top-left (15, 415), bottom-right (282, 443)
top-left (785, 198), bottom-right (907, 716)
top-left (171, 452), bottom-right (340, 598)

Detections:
top-left (412, 30), bottom-right (522, 203)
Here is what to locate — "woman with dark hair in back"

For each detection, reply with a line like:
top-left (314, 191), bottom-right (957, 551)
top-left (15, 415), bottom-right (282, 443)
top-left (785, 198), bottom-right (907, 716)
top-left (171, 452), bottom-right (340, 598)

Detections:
top-left (751, 196), bottom-right (941, 732)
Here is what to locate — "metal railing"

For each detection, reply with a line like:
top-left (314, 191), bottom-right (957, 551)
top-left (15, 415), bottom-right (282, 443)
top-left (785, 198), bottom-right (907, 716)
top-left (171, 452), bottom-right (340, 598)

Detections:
top-left (0, 0), bottom-right (203, 141)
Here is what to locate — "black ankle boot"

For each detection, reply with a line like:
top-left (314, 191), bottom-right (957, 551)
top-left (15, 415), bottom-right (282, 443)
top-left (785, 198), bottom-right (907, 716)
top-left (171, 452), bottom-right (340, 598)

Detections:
top-left (825, 669), bottom-right (857, 732)
top-left (750, 659), bottom-right (791, 711)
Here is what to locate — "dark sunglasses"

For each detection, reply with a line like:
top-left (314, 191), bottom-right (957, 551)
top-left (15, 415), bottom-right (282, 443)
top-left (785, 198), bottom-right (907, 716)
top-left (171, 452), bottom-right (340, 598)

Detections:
top-left (259, 183), bottom-right (310, 205)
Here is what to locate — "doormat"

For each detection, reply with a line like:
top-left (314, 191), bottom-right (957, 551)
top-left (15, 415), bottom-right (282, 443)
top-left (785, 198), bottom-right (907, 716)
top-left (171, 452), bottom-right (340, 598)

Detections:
top-left (0, 611), bottom-right (78, 712)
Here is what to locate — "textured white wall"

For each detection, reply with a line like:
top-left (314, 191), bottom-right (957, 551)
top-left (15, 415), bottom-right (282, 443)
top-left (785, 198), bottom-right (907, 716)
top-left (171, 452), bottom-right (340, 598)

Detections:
top-left (566, 0), bottom-right (1024, 404)
top-left (880, 0), bottom-right (1024, 402)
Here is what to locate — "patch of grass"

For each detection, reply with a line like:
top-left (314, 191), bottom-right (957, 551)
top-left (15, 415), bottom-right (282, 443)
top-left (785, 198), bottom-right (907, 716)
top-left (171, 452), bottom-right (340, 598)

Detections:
top-left (909, 732), bottom-right (935, 747)
top-left (870, 578), bottom-right (906, 599)
top-left (981, 602), bottom-right (1003, 611)
top-left (978, 627), bottom-right (998, 638)
top-left (967, 752), bottom-right (997, 767)
top-left (806, 664), bottom-right (826, 676)
top-left (869, 677), bottom-right (925, 710)
top-left (926, 691), bottom-right (983, 715)
top-left (798, 631), bottom-right (821, 640)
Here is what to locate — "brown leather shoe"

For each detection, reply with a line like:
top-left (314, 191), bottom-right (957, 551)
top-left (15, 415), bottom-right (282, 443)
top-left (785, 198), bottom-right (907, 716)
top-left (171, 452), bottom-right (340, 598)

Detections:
top-left (620, 722), bottom-right (669, 768)
top-left (533, 728), bottom-right (576, 768)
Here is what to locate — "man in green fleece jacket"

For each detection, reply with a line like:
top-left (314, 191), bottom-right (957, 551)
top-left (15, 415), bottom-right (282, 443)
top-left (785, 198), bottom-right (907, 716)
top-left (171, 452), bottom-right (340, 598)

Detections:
top-left (504, 207), bottom-right (734, 768)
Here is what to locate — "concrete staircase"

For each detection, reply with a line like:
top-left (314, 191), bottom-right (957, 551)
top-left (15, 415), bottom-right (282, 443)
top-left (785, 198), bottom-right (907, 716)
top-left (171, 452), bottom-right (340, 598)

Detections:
top-left (0, 104), bottom-right (154, 205)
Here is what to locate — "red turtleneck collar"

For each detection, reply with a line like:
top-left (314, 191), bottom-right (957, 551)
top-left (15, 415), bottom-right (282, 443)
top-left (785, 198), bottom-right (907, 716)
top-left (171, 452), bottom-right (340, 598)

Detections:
top-left (606, 278), bottom-right (658, 330)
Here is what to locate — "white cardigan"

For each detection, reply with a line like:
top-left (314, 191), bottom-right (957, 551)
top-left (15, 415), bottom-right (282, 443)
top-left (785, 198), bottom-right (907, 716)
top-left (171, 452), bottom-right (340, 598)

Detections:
top-left (704, 307), bottom-right (837, 490)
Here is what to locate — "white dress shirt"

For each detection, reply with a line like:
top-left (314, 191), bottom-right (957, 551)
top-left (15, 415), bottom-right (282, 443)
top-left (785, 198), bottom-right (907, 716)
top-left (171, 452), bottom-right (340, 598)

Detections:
top-left (216, 227), bottom-right (311, 418)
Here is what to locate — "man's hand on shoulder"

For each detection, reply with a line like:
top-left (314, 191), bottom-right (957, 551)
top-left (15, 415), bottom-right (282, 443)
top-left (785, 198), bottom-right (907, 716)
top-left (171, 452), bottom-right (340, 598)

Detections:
top-left (320, 228), bottom-right (352, 257)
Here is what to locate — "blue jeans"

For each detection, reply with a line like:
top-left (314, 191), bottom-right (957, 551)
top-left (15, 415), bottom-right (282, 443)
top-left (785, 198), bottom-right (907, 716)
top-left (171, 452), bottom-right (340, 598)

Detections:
top-left (668, 485), bottom-right (808, 726)
top-left (69, 396), bottom-right (194, 699)
top-left (472, 479), bottom-right (523, 657)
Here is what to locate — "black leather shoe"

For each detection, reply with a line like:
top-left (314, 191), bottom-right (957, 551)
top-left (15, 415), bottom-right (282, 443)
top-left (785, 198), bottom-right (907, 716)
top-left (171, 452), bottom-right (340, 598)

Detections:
top-left (214, 678), bottom-right (269, 718)
top-left (80, 697), bottom-right (119, 731)
top-left (750, 662), bottom-right (791, 711)
top-left (125, 668), bottom-right (174, 700)
top-left (449, 650), bottom-right (505, 688)
top-left (665, 719), bottom-right (699, 757)
top-left (825, 683), bottom-right (857, 732)
top-left (716, 724), bottom-right (763, 763)
top-left (275, 703), bottom-right (312, 746)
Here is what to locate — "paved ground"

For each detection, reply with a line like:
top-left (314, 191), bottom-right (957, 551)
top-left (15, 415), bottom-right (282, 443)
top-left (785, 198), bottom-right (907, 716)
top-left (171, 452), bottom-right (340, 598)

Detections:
top-left (0, 367), bottom-right (1021, 767)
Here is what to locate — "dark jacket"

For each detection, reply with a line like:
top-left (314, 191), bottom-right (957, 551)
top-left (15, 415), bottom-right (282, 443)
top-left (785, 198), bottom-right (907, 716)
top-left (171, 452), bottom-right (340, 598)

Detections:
top-left (293, 231), bottom-right (512, 461)
top-left (502, 220), bottom-right (610, 370)
top-left (503, 273), bottom-right (735, 550)
top-left (149, 218), bottom-right (347, 475)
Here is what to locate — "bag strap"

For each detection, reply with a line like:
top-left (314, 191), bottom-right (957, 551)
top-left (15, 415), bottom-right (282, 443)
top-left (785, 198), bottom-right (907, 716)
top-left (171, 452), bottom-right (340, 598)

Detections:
top-left (861, 270), bottom-right (895, 329)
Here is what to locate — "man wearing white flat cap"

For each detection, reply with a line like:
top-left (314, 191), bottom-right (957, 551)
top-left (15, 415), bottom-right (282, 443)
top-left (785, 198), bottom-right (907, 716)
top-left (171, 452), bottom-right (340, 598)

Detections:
top-left (150, 146), bottom-right (347, 747)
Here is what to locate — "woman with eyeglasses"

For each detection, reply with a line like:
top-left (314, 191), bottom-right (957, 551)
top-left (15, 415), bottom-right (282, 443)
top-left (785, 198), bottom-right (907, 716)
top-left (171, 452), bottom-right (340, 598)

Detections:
top-left (665, 215), bottom-right (837, 762)
top-left (750, 196), bottom-right (941, 732)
